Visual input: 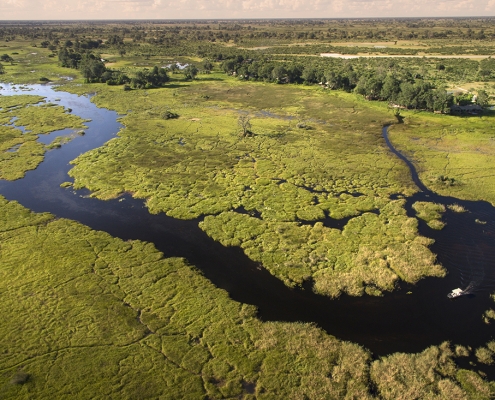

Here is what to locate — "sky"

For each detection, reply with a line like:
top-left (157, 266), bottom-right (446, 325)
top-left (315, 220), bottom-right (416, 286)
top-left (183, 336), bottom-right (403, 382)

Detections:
top-left (0, 0), bottom-right (494, 20)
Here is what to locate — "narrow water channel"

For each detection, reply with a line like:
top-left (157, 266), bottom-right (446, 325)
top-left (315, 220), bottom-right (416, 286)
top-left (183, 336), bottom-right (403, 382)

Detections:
top-left (1, 84), bottom-right (494, 365)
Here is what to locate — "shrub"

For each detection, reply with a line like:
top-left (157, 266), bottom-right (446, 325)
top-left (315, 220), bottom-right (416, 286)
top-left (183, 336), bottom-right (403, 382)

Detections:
top-left (163, 110), bottom-right (179, 120)
top-left (10, 371), bottom-right (29, 385)
top-left (475, 347), bottom-right (493, 365)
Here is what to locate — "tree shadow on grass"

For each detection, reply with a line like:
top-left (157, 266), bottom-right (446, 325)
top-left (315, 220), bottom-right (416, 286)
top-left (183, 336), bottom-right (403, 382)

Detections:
top-left (197, 77), bottom-right (225, 82)
top-left (165, 84), bottom-right (190, 89)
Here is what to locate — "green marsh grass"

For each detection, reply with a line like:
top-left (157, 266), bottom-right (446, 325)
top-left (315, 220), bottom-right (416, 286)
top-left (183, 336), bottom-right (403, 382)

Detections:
top-left (456, 369), bottom-right (495, 399)
top-left (2, 34), bottom-right (495, 399)
top-left (389, 112), bottom-right (495, 205)
top-left (371, 343), bottom-right (467, 400)
top-left (0, 196), bottom-right (487, 399)
top-left (64, 77), bottom-right (443, 296)
top-left (412, 201), bottom-right (446, 230)
top-left (476, 347), bottom-right (494, 365)
top-left (448, 203), bottom-right (467, 213)
top-left (483, 309), bottom-right (495, 324)
top-left (199, 200), bottom-right (445, 297)
top-left (0, 196), bottom-right (369, 398)
top-left (0, 96), bottom-right (86, 179)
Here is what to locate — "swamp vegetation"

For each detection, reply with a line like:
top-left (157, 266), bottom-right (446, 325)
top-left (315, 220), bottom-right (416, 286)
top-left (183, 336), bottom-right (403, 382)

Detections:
top-left (66, 80), bottom-right (447, 297)
top-left (1, 195), bottom-right (492, 399)
top-left (1, 19), bottom-right (495, 398)
top-left (0, 94), bottom-right (87, 179)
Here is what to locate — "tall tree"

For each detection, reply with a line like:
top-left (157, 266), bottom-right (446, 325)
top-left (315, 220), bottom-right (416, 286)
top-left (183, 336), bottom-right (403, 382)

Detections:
top-left (203, 61), bottom-right (213, 74)
top-left (380, 75), bottom-right (401, 102)
top-left (183, 65), bottom-right (198, 80)
top-left (301, 65), bottom-right (318, 84)
top-left (238, 115), bottom-right (252, 137)
top-left (432, 89), bottom-right (453, 113)
top-left (0, 54), bottom-right (14, 65)
top-left (79, 54), bottom-right (106, 82)
top-left (271, 65), bottom-right (287, 83)
top-left (477, 90), bottom-right (490, 107)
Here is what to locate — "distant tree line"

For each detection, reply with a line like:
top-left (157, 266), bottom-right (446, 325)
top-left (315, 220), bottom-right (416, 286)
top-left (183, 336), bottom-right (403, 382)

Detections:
top-left (58, 42), bottom-right (169, 87)
top-left (219, 55), bottom-right (490, 112)
top-left (3, 18), bottom-right (495, 44)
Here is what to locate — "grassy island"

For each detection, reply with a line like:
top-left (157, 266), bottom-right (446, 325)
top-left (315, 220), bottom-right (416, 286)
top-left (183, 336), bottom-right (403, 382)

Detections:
top-left (0, 95), bottom-right (87, 180)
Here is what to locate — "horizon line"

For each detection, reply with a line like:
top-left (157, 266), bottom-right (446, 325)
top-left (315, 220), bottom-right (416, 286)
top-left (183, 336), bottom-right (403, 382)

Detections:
top-left (2, 16), bottom-right (495, 22)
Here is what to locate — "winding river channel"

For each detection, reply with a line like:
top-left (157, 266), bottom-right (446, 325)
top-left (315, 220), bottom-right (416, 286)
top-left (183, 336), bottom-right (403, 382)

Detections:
top-left (1, 84), bottom-right (494, 366)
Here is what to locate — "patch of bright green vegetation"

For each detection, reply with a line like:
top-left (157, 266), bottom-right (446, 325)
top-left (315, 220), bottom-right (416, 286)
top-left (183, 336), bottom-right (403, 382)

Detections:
top-left (0, 125), bottom-right (44, 180)
top-left (0, 195), bottom-right (489, 399)
top-left (388, 112), bottom-right (495, 205)
top-left (456, 369), bottom-right (495, 400)
top-left (64, 78), bottom-right (448, 296)
top-left (372, 343), bottom-right (474, 400)
top-left (476, 346), bottom-right (495, 365)
top-left (0, 96), bottom-right (87, 179)
top-left (0, 94), bottom-right (44, 117)
top-left (45, 133), bottom-right (77, 149)
top-left (483, 308), bottom-right (495, 324)
top-left (455, 345), bottom-right (470, 357)
top-left (448, 203), bottom-right (467, 213)
top-left (10, 103), bottom-right (87, 134)
top-left (413, 201), bottom-right (446, 230)
top-left (483, 293), bottom-right (495, 324)
top-left (0, 195), bottom-right (368, 398)
top-left (0, 41), bottom-right (80, 84)
top-left (200, 199), bottom-right (444, 297)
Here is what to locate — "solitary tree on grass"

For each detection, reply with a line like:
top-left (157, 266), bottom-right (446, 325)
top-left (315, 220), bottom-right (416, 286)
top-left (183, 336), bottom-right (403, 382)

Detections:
top-left (1, 54), bottom-right (14, 65)
top-left (238, 115), bottom-right (252, 137)
top-left (203, 61), bottom-right (213, 74)
top-left (183, 65), bottom-right (198, 80)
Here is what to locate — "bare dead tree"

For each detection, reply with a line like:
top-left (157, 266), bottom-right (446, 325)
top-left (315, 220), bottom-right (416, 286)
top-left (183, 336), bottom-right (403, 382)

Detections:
top-left (238, 115), bottom-right (252, 137)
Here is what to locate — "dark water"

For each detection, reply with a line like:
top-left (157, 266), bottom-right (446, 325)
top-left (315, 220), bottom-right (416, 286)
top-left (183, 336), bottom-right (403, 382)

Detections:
top-left (1, 85), bottom-right (494, 366)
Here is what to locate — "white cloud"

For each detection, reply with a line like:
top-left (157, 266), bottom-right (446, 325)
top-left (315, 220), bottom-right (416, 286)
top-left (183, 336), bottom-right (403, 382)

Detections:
top-left (2, 0), bottom-right (27, 8)
top-left (1, 0), bottom-right (493, 19)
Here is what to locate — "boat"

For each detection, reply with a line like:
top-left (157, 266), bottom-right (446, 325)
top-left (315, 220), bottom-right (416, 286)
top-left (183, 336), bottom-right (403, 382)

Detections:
top-left (447, 288), bottom-right (464, 299)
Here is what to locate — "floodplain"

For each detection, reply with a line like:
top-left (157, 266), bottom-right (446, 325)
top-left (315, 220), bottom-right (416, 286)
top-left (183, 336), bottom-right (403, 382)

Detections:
top-left (1, 18), bottom-right (495, 399)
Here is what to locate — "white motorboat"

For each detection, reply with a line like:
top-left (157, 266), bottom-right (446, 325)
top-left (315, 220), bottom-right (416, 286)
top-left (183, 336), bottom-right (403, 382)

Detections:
top-left (447, 288), bottom-right (464, 299)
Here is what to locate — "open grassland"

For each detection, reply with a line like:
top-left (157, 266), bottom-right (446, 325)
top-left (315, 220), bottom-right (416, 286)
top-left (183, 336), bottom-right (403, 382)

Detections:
top-left (0, 195), bottom-right (492, 399)
top-left (388, 111), bottom-right (495, 205)
top-left (0, 40), bottom-right (78, 84)
top-left (62, 76), bottom-right (449, 297)
top-left (0, 95), bottom-right (87, 180)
